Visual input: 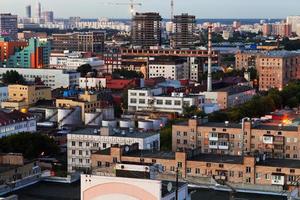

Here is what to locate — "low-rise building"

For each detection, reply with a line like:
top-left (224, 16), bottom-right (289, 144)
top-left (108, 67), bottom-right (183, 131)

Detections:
top-left (90, 143), bottom-right (300, 193)
top-left (67, 127), bottom-right (160, 172)
top-left (49, 51), bottom-right (105, 70)
top-left (79, 77), bottom-right (107, 89)
top-left (0, 68), bottom-right (80, 89)
top-left (201, 85), bottom-right (256, 110)
top-left (128, 88), bottom-right (205, 114)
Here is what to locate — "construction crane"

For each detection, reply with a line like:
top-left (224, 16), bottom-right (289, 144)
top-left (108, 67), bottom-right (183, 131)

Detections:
top-left (104, 0), bottom-right (142, 18)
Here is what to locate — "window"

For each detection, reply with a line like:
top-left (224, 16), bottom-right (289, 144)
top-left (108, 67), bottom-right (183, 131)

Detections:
top-left (130, 98), bottom-right (137, 103)
top-left (86, 142), bottom-right (90, 147)
top-left (276, 168), bottom-right (281, 172)
top-left (103, 143), bottom-right (107, 148)
top-left (165, 100), bottom-right (172, 105)
top-left (265, 174), bottom-right (270, 180)
top-left (195, 168), bottom-right (200, 174)
top-left (140, 158), bottom-right (144, 163)
top-left (187, 168), bottom-right (191, 173)
top-left (139, 99), bottom-right (145, 104)
top-left (229, 171), bottom-right (234, 177)
top-left (177, 139), bottom-right (180, 144)
top-left (178, 162), bottom-right (182, 168)
top-left (139, 93), bottom-right (146, 96)
top-left (174, 100), bottom-right (181, 106)
top-left (152, 159), bottom-right (156, 163)
top-left (238, 171), bottom-right (243, 177)
top-left (105, 162), bottom-right (110, 167)
top-left (246, 167), bottom-right (251, 173)
top-left (79, 150), bottom-right (82, 155)
top-left (97, 161), bottom-right (102, 167)
top-left (72, 141), bottom-right (75, 146)
top-left (290, 169), bottom-right (295, 173)
top-left (219, 164), bottom-right (224, 168)
top-left (183, 132), bottom-right (187, 136)
top-left (113, 157), bottom-right (117, 163)
top-left (177, 131), bottom-right (181, 136)
top-left (170, 166), bottom-right (175, 171)
top-left (72, 150), bottom-right (75, 155)
top-left (206, 163), bottom-right (211, 167)
top-left (156, 99), bottom-right (163, 105)
top-left (79, 142), bottom-right (82, 147)
top-left (184, 140), bottom-right (187, 144)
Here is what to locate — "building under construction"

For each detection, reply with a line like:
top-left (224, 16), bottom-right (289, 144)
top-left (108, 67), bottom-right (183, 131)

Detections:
top-left (131, 12), bottom-right (162, 48)
top-left (171, 13), bottom-right (196, 49)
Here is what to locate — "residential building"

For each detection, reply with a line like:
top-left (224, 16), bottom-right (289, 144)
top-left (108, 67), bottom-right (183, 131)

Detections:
top-left (1, 84), bottom-right (51, 109)
top-left (0, 37), bottom-right (28, 67)
top-left (0, 68), bottom-right (80, 89)
top-left (5, 38), bottom-right (51, 68)
top-left (172, 118), bottom-right (300, 161)
top-left (25, 5), bottom-right (31, 18)
top-left (0, 110), bottom-right (36, 137)
top-left (91, 143), bottom-right (300, 193)
top-left (287, 16), bottom-right (300, 35)
top-left (235, 51), bottom-right (259, 70)
top-left (17, 31), bottom-right (47, 41)
top-left (132, 12), bottom-right (162, 48)
top-left (42, 11), bottom-right (54, 23)
top-left (262, 23), bottom-right (291, 37)
top-left (67, 127), bottom-right (160, 172)
top-left (0, 14), bottom-right (18, 40)
top-left (128, 88), bottom-right (205, 114)
top-left (256, 51), bottom-right (300, 91)
top-left (148, 58), bottom-right (188, 80)
top-left (171, 13), bottom-right (196, 49)
top-left (49, 51), bottom-right (105, 70)
top-left (52, 31), bottom-right (105, 53)
top-left (200, 85), bottom-right (256, 110)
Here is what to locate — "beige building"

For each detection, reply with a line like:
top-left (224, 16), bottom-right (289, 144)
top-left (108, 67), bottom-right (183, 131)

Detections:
top-left (235, 51), bottom-right (258, 70)
top-left (1, 84), bottom-right (52, 109)
top-left (172, 118), bottom-right (300, 161)
top-left (56, 91), bottom-right (101, 120)
top-left (257, 52), bottom-right (300, 91)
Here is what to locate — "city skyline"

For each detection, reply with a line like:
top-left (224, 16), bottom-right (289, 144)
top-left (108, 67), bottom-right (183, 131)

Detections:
top-left (0, 0), bottom-right (300, 19)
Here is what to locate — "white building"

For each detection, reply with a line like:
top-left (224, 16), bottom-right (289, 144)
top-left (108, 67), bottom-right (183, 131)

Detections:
top-left (67, 127), bottom-right (160, 172)
top-left (50, 51), bottom-right (105, 71)
top-left (81, 173), bottom-right (189, 200)
top-left (0, 86), bottom-right (8, 102)
top-left (79, 77), bottom-right (107, 89)
top-left (148, 59), bottom-right (188, 80)
top-left (128, 88), bottom-right (205, 114)
top-left (75, 19), bottom-right (130, 32)
top-left (0, 110), bottom-right (36, 138)
top-left (0, 68), bottom-right (80, 89)
top-left (287, 16), bottom-right (300, 34)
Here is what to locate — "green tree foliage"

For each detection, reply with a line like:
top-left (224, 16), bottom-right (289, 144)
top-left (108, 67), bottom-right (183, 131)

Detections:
top-left (77, 64), bottom-right (94, 77)
top-left (1, 70), bottom-right (26, 85)
top-left (112, 69), bottom-right (144, 79)
top-left (183, 105), bottom-right (205, 118)
top-left (160, 118), bottom-right (185, 151)
top-left (0, 133), bottom-right (60, 160)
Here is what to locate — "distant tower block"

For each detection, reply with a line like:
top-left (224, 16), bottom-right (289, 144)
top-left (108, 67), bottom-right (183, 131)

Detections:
top-left (207, 24), bottom-right (213, 92)
top-left (26, 5), bottom-right (31, 18)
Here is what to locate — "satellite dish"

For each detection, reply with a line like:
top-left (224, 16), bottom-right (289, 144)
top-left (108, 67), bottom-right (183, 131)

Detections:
top-left (167, 182), bottom-right (173, 192)
top-left (125, 146), bottom-right (130, 152)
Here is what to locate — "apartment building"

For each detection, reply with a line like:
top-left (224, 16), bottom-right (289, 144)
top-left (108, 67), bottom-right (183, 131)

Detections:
top-left (172, 118), bottom-right (300, 161)
top-left (91, 143), bottom-right (300, 192)
top-left (0, 68), bottom-right (80, 89)
top-left (256, 51), bottom-right (300, 91)
top-left (0, 110), bottom-right (36, 138)
top-left (235, 51), bottom-right (259, 70)
top-left (67, 127), bottom-right (160, 172)
top-left (0, 14), bottom-right (18, 40)
top-left (200, 85), bottom-right (256, 110)
top-left (128, 88), bottom-right (205, 114)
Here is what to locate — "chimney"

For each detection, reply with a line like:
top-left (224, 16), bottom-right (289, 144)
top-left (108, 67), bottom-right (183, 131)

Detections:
top-left (207, 24), bottom-right (213, 92)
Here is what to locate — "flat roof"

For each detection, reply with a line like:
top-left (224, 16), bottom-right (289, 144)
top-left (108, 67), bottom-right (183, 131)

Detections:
top-left (69, 128), bottom-right (159, 139)
top-left (123, 150), bottom-right (176, 160)
top-left (257, 158), bottom-right (300, 169)
top-left (189, 154), bottom-right (243, 164)
top-left (216, 85), bottom-right (255, 95)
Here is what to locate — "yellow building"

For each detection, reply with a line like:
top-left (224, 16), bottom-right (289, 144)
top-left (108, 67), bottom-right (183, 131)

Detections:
top-left (56, 91), bottom-right (101, 120)
top-left (1, 84), bottom-right (52, 110)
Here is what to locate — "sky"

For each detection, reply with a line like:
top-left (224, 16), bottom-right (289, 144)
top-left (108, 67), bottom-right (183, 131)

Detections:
top-left (0, 0), bottom-right (300, 19)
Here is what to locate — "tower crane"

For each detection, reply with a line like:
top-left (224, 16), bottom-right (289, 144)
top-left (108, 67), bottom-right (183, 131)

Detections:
top-left (104, 0), bottom-right (142, 18)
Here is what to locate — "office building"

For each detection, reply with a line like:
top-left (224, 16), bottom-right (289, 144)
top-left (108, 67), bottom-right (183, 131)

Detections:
top-left (35, 1), bottom-right (42, 18)
top-left (52, 31), bottom-right (105, 53)
top-left (5, 38), bottom-right (51, 68)
top-left (0, 68), bottom-right (80, 89)
top-left (132, 12), bottom-right (162, 48)
top-left (128, 88), bottom-right (205, 114)
top-left (171, 13), bottom-right (196, 49)
top-left (0, 14), bottom-right (18, 40)
top-left (67, 127), bottom-right (160, 172)
top-left (0, 110), bottom-right (36, 137)
top-left (25, 5), bottom-right (31, 18)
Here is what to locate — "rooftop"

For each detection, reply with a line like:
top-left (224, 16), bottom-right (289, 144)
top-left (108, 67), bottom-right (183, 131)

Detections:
top-left (257, 158), bottom-right (300, 169)
top-left (0, 110), bottom-right (34, 126)
top-left (216, 85), bottom-right (255, 95)
top-left (189, 153), bottom-right (243, 164)
top-left (69, 128), bottom-right (159, 139)
top-left (123, 149), bottom-right (176, 160)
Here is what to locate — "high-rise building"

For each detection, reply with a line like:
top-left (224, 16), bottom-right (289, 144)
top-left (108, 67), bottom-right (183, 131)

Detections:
top-left (5, 38), bottom-right (51, 68)
top-left (287, 16), bottom-right (300, 34)
top-left (132, 12), bottom-right (162, 48)
top-left (42, 11), bottom-right (54, 23)
top-left (52, 31), bottom-right (105, 53)
top-left (35, 1), bottom-right (42, 18)
top-left (0, 13), bottom-right (18, 40)
top-left (26, 5), bottom-right (31, 18)
top-left (171, 13), bottom-right (196, 49)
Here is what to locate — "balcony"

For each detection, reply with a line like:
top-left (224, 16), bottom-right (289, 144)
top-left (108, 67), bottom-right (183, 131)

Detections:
top-left (218, 142), bottom-right (229, 150)
top-left (263, 135), bottom-right (274, 145)
top-left (209, 133), bottom-right (218, 141)
top-left (209, 141), bottom-right (218, 149)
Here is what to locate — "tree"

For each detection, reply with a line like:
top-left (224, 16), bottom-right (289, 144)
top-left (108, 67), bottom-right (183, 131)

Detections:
top-left (1, 70), bottom-right (26, 85)
top-left (112, 69), bottom-right (144, 79)
top-left (0, 133), bottom-right (60, 160)
top-left (77, 64), bottom-right (93, 77)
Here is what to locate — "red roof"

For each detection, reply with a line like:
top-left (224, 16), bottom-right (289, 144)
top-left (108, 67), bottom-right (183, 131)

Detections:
top-left (106, 79), bottom-right (136, 90)
top-left (0, 110), bottom-right (33, 126)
